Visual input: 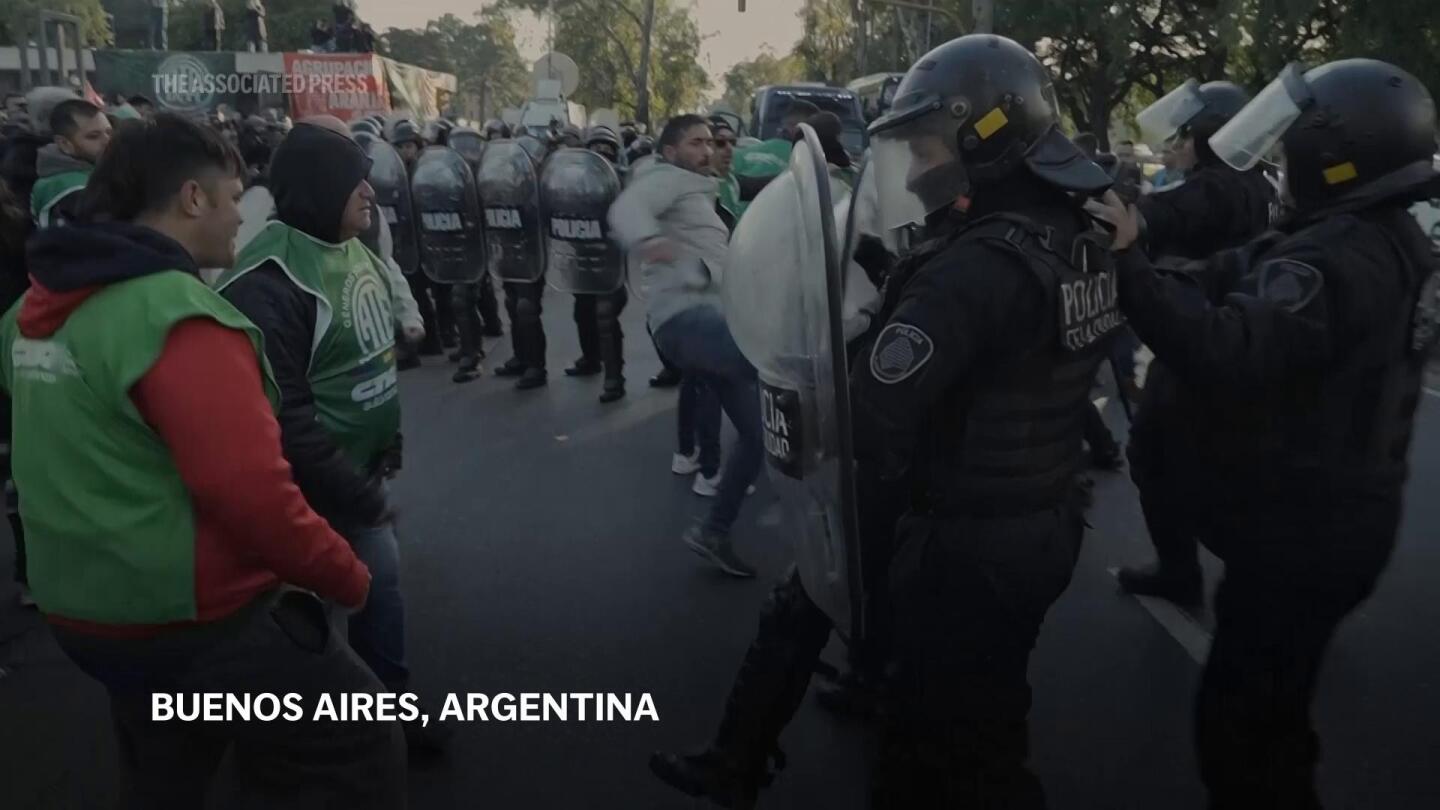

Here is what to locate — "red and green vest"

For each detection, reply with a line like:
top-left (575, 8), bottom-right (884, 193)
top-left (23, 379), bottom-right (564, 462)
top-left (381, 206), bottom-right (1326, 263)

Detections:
top-left (30, 169), bottom-right (90, 228)
top-left (0, 272), bottom-right (278, 623)
top-left (215, 220), bottom-right (400, 471)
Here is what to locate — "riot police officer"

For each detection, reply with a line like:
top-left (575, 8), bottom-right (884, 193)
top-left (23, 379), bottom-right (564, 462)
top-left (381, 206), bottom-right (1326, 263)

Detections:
top-left (561, 125), bottom-right (629, 402)
top-left (855, 35), bottom-right (1118, 807)
top-left (1116, 80), bottom-right (1277, 606)
top-left (1088, 58), bottom-right (1438, 810)
top-left (392, 119), bottom-right (452, 356)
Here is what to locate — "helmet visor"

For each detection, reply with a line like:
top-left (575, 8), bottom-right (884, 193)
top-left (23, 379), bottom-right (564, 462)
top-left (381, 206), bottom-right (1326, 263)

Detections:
top-left (870, 106), bottom-right (968, 230)
top-left (1210, 64), bottom-right (1310, 171)
top-left (1136, 79), bottom-right (1206, 148)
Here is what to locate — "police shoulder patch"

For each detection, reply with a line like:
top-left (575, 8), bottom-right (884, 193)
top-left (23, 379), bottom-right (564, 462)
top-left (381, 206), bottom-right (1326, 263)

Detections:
top-left (1256, 258), bottom-right (1324, 312)
top-left (869, 322), bottom-right (935, 384)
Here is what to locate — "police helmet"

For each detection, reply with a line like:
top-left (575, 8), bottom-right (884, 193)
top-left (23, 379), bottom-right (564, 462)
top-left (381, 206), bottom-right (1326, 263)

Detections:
top-left (390, 119), bottom-right (424, 148)
top-left (1211, 59), bottom-right (1438, 212)
top-left (867, 34), bottom-right (1112, 229)
top-left (1136, 80), bottom-right (1250, 163)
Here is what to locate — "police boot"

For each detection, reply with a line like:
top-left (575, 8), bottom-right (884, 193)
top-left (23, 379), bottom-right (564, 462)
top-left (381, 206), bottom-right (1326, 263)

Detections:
top-left (494, 358), bottom-right (527, 377)
top-left (482, 320), bottom-right (505, 338)
top-left (515, 367), bottom-right (548, 390)
top-left (599, 376), bottom-right (626, 404)
top-left (648, 748), bottom-right (763, 809)
top-left (452, 354), bottom-right (482, 384)
top-left (565, 357), bottom-right (602, 377)
top-left (1117, 562), bottom-right (1203, 607)
top-left (649, 368), bottom-right (682, 388)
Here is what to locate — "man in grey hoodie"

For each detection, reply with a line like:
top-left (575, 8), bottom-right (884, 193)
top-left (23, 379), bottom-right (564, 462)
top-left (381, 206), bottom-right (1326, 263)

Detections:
top-left (609, 114), bottom-right (764, 577)
top-left (30, 97), bottom-right (110, 228)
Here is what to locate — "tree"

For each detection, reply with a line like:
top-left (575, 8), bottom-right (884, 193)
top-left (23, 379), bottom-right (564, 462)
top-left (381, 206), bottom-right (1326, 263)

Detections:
top-left (0, 0), bottom-right (112, 47)
top-left (379, 9), bottom-right (530, 120)
top-left (793, 0), bottom-right (855, 84)
top-left (500, 0), bottom-right (708, 126)
top-left (720, 49), bottom-right (802, 117)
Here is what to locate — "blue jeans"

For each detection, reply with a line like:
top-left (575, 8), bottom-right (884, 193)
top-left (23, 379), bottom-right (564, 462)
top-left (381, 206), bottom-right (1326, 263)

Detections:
top-left (344, 520), bottom-right (408, 690)
top-left (678, 373), bottom-right (721, 477)
top-left (654, 307), bottom-right (763, 536)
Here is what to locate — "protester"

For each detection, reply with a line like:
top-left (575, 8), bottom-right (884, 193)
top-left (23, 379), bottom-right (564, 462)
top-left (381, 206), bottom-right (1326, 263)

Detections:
top-left (32, 99), bottom-right (111, 228)
top-left (215, 120), bottom-right (447, 753)
top-left (610, 114), bottom-right (764, 576)
top-left (0, 112), bottom-right (405, 807)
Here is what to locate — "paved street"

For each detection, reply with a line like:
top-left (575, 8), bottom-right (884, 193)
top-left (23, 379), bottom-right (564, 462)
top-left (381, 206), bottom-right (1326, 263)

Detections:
top-left (2, 297), bottom-right (1438, 809)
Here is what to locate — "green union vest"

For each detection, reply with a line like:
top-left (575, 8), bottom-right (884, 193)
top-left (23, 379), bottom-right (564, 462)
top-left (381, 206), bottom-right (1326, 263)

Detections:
top-left (0, 272), bottom-right (279, 624)
top-left (216, 220), bottom-right (400, 471)
top-left (30, 169), bottom-right (90, 228)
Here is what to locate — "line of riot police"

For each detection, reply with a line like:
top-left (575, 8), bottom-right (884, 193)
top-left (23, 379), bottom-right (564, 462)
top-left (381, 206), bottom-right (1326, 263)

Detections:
top-left (346, 114), bottom-right (635, 398)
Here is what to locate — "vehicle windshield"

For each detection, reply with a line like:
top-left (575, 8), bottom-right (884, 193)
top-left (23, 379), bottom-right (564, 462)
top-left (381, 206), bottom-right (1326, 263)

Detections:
top-left (759, 90), bottom-right (868, 157)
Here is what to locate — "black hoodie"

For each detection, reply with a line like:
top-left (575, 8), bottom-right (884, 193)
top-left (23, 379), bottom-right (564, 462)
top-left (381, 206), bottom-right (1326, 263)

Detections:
top-left (221, 123), bottom-right (390, 531)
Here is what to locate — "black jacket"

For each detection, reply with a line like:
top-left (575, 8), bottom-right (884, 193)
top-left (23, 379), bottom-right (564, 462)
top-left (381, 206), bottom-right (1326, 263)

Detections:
top-left (221, 124), bottom-right (388, 531)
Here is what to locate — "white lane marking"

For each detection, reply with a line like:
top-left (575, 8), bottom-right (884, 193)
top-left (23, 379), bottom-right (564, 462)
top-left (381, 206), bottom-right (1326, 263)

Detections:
top-left (1108, 567), bottom-right (1212, 665)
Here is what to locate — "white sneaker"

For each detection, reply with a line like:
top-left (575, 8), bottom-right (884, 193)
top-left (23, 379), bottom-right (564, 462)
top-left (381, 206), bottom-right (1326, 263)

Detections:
top-left (693, 472), bottom-right (756, 498)
top-left (671, 451), bottom-right (702, 475)
top-left (692, 471), bottom-right (723, 497)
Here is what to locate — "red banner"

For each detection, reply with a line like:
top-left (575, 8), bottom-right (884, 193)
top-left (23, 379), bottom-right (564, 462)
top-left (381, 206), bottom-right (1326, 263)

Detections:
top-left (284, 53), bottom-right (390, 122)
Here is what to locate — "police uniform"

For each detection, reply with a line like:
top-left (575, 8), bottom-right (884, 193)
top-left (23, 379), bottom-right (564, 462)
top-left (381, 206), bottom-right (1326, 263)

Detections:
top-left (1110, 58), bottom-right (1439, 806)
top-left (1120, 80), bottom-right (1278, 604)
top-left (853, 35), bottom-right (1119, 807)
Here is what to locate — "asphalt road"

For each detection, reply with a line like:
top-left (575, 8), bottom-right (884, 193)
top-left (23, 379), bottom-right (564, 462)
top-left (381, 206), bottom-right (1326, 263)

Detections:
top-left (2, 297), bottom-right (1438, 809)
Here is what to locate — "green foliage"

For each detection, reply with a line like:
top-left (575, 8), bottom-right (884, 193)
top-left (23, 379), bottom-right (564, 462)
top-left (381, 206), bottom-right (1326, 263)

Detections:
top-left (720, 49), bottom-right (803, 116)
top-left (499, 0), bottom-right (709, 126)
top-left (0, 0), bottom-right (113, 46)
top-left (379, 9), bottom-right (530, 118)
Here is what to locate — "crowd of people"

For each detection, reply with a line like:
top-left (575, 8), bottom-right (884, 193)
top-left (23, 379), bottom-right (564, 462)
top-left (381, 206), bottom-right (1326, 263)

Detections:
top-left (1, 30), bottom-right (1437, 810)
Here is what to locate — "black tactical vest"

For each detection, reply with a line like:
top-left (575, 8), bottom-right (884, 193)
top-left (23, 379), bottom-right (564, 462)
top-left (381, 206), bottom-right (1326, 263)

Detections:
top-left (920, 213), bottom-right (1123, 517)
top-left (1195, 208), bottom-right (1436, 502)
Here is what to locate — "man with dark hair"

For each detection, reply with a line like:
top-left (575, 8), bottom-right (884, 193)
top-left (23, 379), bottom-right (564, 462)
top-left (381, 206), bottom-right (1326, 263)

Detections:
top-left (610, 113), bottom-right (765, 576)
top-left (127, 95), bottom-right (156, 119)
top-left (0, 112), bottom-right (404, 808)
top-left (215, 122), bottom-right (447, 754)
top-left (31, 99), bottom-right (111, 228)
top-left (779, 99), bottom-right (820, 140)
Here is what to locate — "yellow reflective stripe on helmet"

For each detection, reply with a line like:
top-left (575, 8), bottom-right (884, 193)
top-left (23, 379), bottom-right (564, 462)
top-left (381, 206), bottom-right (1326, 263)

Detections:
top-left (975, 107), bottom-right (1009, 139)
top-left (1323, 162), bottom-right (1358, 185)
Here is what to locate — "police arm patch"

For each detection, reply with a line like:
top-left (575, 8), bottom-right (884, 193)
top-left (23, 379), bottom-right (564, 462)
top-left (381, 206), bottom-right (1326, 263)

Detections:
top-left (869, 322), bottom-right (935, 384)
top-left (1256, 259), bottom-right (1324, 312)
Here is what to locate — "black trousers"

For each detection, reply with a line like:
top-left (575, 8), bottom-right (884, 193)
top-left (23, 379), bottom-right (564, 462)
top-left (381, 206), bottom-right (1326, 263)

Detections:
top-left (503, 280), bottom-right (546, 371)
top-left (51, 589), bottom-right (406, 810)
top-left (1127, 368), bottom-right (1203, 574)
top-left (572, 289), bottom-right (628, 381)
top-left (875, 500), bottom-right (1083, 809)
top-left (477, 272), bottom-right (500, 330)
top-left (450, 282), bottom-right (484, 359)
top-left (1196, 527), bottom-right (1391, 810)
top-left (404, 271), bottom-right (438, 345)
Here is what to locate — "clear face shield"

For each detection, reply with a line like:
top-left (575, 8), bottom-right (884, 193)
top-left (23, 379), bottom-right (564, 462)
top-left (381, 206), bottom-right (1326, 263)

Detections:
top-left (1209, 63), bottom-right (1312, 171)
top-left (869, 98), bottom-right (969, 230)
top-left (1135, 79), bottom-right (1206, 150)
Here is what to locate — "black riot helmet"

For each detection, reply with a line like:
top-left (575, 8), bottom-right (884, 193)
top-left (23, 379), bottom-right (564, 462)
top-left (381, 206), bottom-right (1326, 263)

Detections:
top-left (349, 118), bottom-right (381, 138)
top-left (423, 118), bottom-right (453, 146)
top-left (390, 119), bottom-right (423, 148)
top-left (1210, 59), bottom-right (1439, 213)
top-left (585, 124), bottom-right (622, 162)
top-left (482, 118), bottom-right (509, 140)
top-left (1136, 79), bottom-right (1250, 164)
top-left (867, 34), bottom-right (1112, 229)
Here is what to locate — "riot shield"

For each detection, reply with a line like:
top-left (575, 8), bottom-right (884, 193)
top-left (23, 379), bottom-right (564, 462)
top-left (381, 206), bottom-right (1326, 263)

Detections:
top-left (366, 139), bottom-right (419, 276)
top-left (449, 127), bottom-right (486, 169)
top-left (541, 149), bottom-right (624, 295)
top-left (476, 140), bottom-right (545, 283)
top-left (723, 124), bottom-right (864, 641)
top-left (410, 146), bottom-right (487, 284)
top-left (516, 135), bottom-right (547, 164)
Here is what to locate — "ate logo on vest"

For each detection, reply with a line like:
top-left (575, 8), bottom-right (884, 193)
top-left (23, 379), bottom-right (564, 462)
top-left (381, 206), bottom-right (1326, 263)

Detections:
top-left (870, 323), bottom-right (934, 384)
top-left (12, 337), bottom-right (80, 383)
top-left (421, 211), bottom-right (464, 232)
top-left (341, 269), bottom-right (393, 361)
top-left (486, 208), bottom-right (522, 229)
top-left (550, 217), bottom-right (604, 241)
